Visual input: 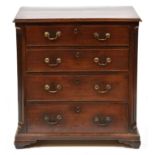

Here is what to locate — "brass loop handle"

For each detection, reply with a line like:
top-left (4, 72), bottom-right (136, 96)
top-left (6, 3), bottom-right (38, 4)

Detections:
top-left (44, 57), bottom-right (61, 67)
top-left (44, 83), bottom-right (62, 93)
top-left (93, 32), bottom-right (111, 41)
top-left (44, 114), bottom-right (63, 125)
top-left (93, 57), bottom-right (112, 66)
top-left (94, 83), bottom-right (111, 94)
top-left (93, 115), bottom-right (112, 126)
top-left (44, 31), bottom-right (61, 40)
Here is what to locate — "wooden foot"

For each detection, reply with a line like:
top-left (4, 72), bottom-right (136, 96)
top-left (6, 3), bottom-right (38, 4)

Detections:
top-left (15, 140), bottom-right (37, 149)
top-left (118, 140), bottom-right (140, 148)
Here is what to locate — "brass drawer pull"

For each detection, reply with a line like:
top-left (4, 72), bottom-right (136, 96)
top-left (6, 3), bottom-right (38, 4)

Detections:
top-left (44, 57), bottom-right (61, 67)
top-left (44, 114), bottom-right (63, 125)
top-left (44, 31), bottom-right (61, 40)
top-left (93, 57), bottom-right (112, 66)
top-left (93, 32), bottom-right (111, 41)
top-left (44, 83), bottom-right (62, 93)
top-left (93, 115), bottom-right (112, 126)
top-left (94, 83), bottom-right (111, 94)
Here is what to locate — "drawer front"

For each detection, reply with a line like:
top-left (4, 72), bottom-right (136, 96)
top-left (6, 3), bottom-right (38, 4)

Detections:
top-left (26, 25), bottom-right (129, 46)
top-left (27, 102), bottom-right (128, 133)
top-left (26, 49), bottom-right (128, 72)
top-left (26, 74), bottom-right (128, 101)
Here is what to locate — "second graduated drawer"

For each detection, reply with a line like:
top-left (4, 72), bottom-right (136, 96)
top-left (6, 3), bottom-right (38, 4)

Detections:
top-left (26, 49), bottom-right (128, 72)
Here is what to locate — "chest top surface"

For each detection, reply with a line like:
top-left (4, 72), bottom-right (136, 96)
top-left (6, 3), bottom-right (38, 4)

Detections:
top-left (14, 6), bottom-right (141, 23)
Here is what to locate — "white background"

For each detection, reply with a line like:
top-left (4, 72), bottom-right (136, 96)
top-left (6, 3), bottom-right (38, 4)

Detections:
top-left (0, 0), bottom-right (154, 154)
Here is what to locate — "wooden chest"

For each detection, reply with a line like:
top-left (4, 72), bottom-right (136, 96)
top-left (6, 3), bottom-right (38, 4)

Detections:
top-left (14, 7), bottom-right (141, 148)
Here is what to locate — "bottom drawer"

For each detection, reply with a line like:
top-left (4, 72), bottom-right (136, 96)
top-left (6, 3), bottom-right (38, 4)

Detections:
top-left (26, 102), bottom-right (128, 133)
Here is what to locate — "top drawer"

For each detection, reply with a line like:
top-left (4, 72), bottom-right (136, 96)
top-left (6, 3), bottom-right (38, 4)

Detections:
top-left (26, 24), bottom-right (129, 47)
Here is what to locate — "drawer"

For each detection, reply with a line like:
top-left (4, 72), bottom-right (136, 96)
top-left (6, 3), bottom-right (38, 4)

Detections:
top-left (26, 25), bottom-right (129, 46)
top-left (27, 102), bottom-right (128, 133)
top-left (26, 49), bottom-right (128, 72)
top-left (26, 74), bottom-right (128, 101)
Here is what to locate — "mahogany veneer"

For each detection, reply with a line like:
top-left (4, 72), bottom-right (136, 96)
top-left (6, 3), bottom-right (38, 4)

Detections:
top-left (14, 7), bottom-right (141, 148)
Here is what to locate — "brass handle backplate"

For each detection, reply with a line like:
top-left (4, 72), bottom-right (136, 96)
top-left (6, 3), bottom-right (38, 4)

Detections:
top-left (93, 115), bottom-right (112, 126)
top-left (44, 31), bottom-right (61, 40)
top-left (44, 83), bottom-right (62, 93)
top-left (94, 83), bottom-right (112, 94)
top-left (44, 114), bottom-right (63, 125)
top-left (44, 57), bottom-right (61, 67)
top-left (93, 57), bottom-right (112, 66)
top-left (93, 32), bottom-right (111, 41)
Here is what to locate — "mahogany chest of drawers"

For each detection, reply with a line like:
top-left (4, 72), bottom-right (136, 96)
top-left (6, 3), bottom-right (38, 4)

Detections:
top-left (14, 7), bottom-right (141, 148)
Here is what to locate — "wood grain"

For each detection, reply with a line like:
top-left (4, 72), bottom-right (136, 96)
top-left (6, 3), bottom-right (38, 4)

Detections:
top-left (14, 7), bottom-right (141, 23)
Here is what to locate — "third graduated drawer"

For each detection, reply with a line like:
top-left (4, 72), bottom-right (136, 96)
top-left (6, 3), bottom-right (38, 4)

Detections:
top-left (26, 49), bottom-right (129, 72)
top-left (25, 73), bottom-right (128, 102)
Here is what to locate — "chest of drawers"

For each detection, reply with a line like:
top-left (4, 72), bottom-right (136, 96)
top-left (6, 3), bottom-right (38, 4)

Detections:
top-left (14, 7), bottom-right (141, 148)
